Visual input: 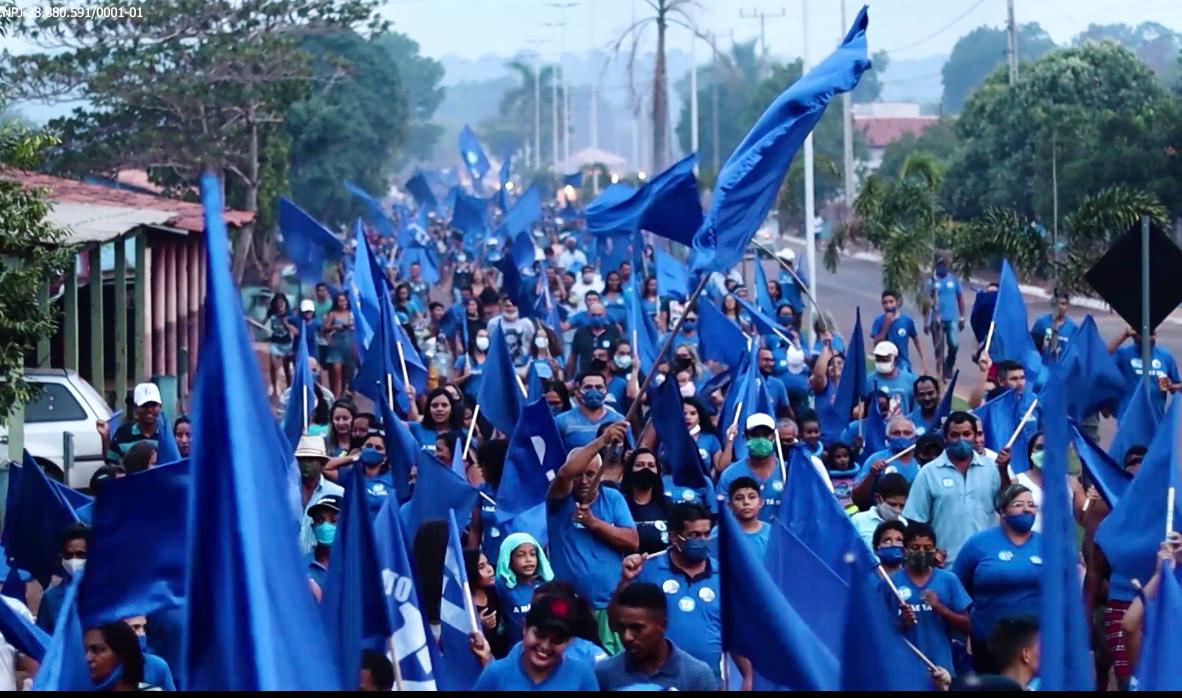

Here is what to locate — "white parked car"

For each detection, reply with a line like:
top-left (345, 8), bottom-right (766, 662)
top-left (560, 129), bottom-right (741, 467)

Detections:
top-left (0, 369), bottom-right (112, 489)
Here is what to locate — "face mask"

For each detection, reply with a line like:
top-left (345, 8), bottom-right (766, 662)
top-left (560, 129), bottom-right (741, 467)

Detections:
top-left (359, 447), bottom-right (384, 467)
top-left (629, 469), bottom-right (662, 491)
top-left (681, 321), bottom-right (697, 333)
top-left (590, 315), bottom-right (608, 328)
top-left (582, 275), bottom-right (594, 285)
top-left (874, 359), bottom-right (895, 374)
top-left (63, 558), bottom-right (86, 577)
top-left (503, 310), bottom-right (518, 322)
top-left (888, 435), bottom-right (916, 454)
top-left (590, 358), bottom-right (608, 373)
top-left (582, 388), bottom-right (606, 408)
top-left (876, 501), bottom-right (903, 522)
top-left (475, 337), bottom-right (490, 351)
top-left (778, 315), bottom-right (794, 327)
top-left (313, 522), bottom-right (337, 546)
top-left (678, 538), bottom-right (711, 564)
top-left (1004, 512), bottom-right (1036, 534)
top-left (946, 439), bottom-right (973, 461)
top-left (654, 373), bottom-right (666, 386)
top-left (137, 634), bottom-right (151, 656)
top-left (786, 346), bottom-right (806, 372)
top-left (457, 254), bottom-right (467, 263)
top-left (876, 545), bottom-right (904, 566)
top-left (746, 437), bottom-right (775, 458)
top-left (535, 336), bottom-right (549, 349)
top-left (679, 382), bottom-right (696, 398)
top-left (614, 355), bottom-right (633, 371)
top-left (905, 550), bottom-right (933, 571)
top-left (935, 263), bottom-right (948, 278)
top-left (1030, 450), bottom-right (1045, 469)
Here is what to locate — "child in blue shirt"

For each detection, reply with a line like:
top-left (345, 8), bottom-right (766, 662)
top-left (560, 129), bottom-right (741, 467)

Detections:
top-left (890, 522), bottom-right (971, 677)
top-left (495, 532), bottom-right (556, 644)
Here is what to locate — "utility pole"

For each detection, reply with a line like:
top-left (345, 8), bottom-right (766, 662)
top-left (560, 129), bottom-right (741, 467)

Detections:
top-left (802, 0), bottom-right (818, 328)
top-left (840, 0), bottom-right (855, 217)
top-left (527, 38), bottom-right (548, 171)
top-left (739, 7), bottom-right (786, 72)
top-left (1006, 0), bottom-right (1019, 84)
top-left (589, 0), bottom-right (600, 192)
top-left (690, 25), bottom-right (699, 173)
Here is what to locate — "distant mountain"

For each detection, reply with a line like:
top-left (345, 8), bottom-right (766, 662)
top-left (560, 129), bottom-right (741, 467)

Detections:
top-left (879, 54), bottom-right (947, 107)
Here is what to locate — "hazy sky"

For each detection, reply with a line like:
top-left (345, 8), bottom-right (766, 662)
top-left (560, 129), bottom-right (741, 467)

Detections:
top-left (382, 0), bottom-right (1182, 61)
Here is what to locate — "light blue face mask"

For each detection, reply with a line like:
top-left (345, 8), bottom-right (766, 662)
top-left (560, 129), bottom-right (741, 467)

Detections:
top-left (313, 522), bottom-right (337, 546)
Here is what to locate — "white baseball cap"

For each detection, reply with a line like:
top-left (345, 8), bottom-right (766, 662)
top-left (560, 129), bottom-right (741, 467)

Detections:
top-left (299, 299), bottom-right (315, 313)
top-left (745, 413), bottom-right (776, 433)
top-left (777, 248), bottom-right (797, 262)
top-left (873, 341), bottom-right (900, 358)
top-left (133, 382), bottom-right (162, 407)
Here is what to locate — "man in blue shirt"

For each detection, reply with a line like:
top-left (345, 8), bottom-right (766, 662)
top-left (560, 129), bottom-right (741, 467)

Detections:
top-left (757, 348), bottom-right (792, 419)
top-left (868, 341), bottom-right (917, 415)
top-left (923, 260), bottom-right (965, 381)
top-left (890, 522), bottom-right (971, 677)
top-left (471, 592), bottom-right (599, 690)
top-left (718, 413), bottom-right (786, 521)
top-left (1107, 326), bottom-right (1182, 414)
top-left (908, 375), bottom-right (941, 436)
top-left (546, 421), bottom-right (638, 653)
top-left (596, 582), bottom-right (719, 690)
top-left (872, 290), bottom-right (927, 374)
top-left (1029, 291), bottom-right (1077, 362)
top-left (554, 372), bottom-right (629, 452)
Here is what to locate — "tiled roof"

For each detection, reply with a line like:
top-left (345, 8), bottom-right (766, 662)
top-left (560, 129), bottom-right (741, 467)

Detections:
top-left (854, 116), bottom-right (939, 148)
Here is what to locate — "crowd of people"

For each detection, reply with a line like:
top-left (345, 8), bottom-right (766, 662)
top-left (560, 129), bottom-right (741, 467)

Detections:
top-left (7, 191), bottom-right (1182, 692)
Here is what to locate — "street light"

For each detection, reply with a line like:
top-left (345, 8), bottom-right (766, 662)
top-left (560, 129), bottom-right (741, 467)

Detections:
top-left (546, 1), bottom-right (579, 165)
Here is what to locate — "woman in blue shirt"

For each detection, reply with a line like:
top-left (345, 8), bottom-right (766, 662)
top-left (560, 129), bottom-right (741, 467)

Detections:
top-left (952, 484), bottom-right (1042, 674)
top-left (683, 396), bottom-right (723, 474)
top-left (410, 387), bottom-right (463, 453)
top-left (602, 271), bottom-right (628, 326)
top-left (641, 276), bottom-right (660, 326)
top-left (455, 328), bottom-right (489, 401)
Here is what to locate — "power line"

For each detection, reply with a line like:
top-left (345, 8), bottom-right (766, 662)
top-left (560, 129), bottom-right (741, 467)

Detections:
top-left (885, 0), bottom-right (989, 53)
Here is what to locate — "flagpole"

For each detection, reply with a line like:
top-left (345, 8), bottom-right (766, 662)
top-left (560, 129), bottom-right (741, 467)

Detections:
top-left (1166, 486), bottom-right (1176, 540)
top-left (773, 427), bottom-right (787, 482)
top-left (1003, 399), bottom-right (1040, 450)
top-left (395, 338), bottom-right (412, 390)
top-left (302, 378), bottom-right (309, 436)
top-left (752, 241), bottom-right (831, 334)
top-left (386, 373), bottom-right (394, 412)
top-left (982, 322), bottom-right (996, 357)
top-left (386, 636), bottom-right (405, 692)
top-left (463, 404), bottom-right (481, 460)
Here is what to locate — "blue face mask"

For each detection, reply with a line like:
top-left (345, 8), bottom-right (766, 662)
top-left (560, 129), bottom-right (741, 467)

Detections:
top-left (590, 315), bottom-right (608, 328)
top-left (1004, 512), bottom-right (1036, 534)
top-left (778, 315), bottom-right (794, 327)
top-left (313, 522), bottom-right (337, 546)
top-left (359, 447), bottom-right (384, 467)
top-left (935, 263), bottom-right (948, 277)
top-left (137, 634), bottom-right (151, 656)
top-left (582, 388), bottom-right (606, 409)
top-left (678, 538), bottom-right (711, 564)
top-left (946, 438), bottom-right (973, 460)
top-left (888, 435), bottom-right (917, 454)
top-left (876, 545), bottom-right (904, 566)
top-left (681, 321), bottom-right (697, 333)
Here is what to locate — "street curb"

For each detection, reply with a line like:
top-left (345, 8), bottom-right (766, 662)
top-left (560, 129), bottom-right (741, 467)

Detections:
top-left (779, 236), bottom-right (1182, 328)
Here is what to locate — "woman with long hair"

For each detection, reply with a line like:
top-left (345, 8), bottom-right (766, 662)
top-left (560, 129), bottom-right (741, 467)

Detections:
top-left (265, 293), bottom-right (297, 398)
top-left (411, 387), bottom-right (464, 454)
top-left (321, 292), bottom-right (356, 397)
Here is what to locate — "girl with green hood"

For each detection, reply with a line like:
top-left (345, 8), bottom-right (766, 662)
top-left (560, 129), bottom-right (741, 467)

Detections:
top-left (494, 532), bottom-right (555, 644)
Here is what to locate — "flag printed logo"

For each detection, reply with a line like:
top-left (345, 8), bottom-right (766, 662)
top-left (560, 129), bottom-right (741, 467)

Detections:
top-left (381, 568), bottom-right (435, 690)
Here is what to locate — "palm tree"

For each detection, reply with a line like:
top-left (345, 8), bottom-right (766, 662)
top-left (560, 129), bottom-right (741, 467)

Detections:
top-left (610, 0), bottom-right (700, 172)
top-left (500, 60), bottom-right (563, 169)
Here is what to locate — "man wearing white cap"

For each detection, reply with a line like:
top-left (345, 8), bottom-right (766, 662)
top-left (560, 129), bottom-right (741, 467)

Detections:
top-left (868, 341), bottom-right (918, 416)
top-left (717, 413), bottom-right (833, 523)
top-left (294, 434), bottom-right (344, 555)
top-left (106, 382), bottom-right (163, 465)
top-left (775, 248), bottom-right (807, 317)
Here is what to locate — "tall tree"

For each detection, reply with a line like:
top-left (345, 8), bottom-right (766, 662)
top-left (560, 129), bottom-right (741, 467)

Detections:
top-left (940, 23), bottom-right (1058, 113)
top-left (6, 0), bottom-right (384, 282)
top-left (1073, 22), bottom-right (1182, 86)
top-left (499, 60), bottom-right (563, 168)
top-left (852, 50), bottom-right (890, 104)
top-left (374, 32), bottom-right (445, 167)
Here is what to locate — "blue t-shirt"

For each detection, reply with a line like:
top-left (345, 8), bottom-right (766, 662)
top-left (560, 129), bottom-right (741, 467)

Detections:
top-left (478, 483), bottom-right (505, 563)
top-left (1113, 344), bottom-right (1180, 414)
top-left (811, 334), bottom-right (846, 358)
top-left (529, 358), bottom-right (555, 381)
top-left (952, 527), bottom-right (1042, 640)
top-left (926, 274), bottom-right (962, 323)
top-left (636, 555), bottom-right (722, 679)
top-left (1029, 314), bottom-right (1078, 361)
top-left (868, 368), bottom-right (917, 415)
top-left (661, 474), bottom-right (715, 509)
top-left (871, 313), bottom-right (919, 367)
top-left (607, 374), bottom-right (631, 414)
top-left (554, 406), bottom-right (629, 452)
top-left (891, 567), bottom-right (972, 677)
top-left (496, 577), bottom-right (544, 645)
top-left (762, 375), bottom-right (790, 417)
top-left (454, 354), bottom-right (485, 399)
top-left (907, 406), bottom-right (936, 437)
top-left (693, 432), bottom-right (722, 470)
top-left (709, 523), bottom-right (770, 560)
top-left (717, 462), bottom-right (783, 523)
top-left (144, 653), bottom-right (176, 691)
top-left (409, 422), bottom-right (441, 453)
top-left (473, 642), bottom-right (599, 691)
top-left (856, 448), bottom-right (921, 483)
top-left (546, 488), bottom-right (636, 609)
top-left (780, 369), bottom-right (811, 413)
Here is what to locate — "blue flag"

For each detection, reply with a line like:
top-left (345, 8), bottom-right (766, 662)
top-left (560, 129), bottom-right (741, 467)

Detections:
top-left (498, 399), bottom-right (563, 523)
top-left (818, 308), bottom-right (866, 444)
top-left (31, 576), bottom-right (90, 691)
top-left (931, 369), bottom-right (959, 433)
top-left (399, 246), bottom-right (441, 286)
top-left (2, 452), bottom-right (80, 586)
top-left (718, 503), bottom-right (838, 690)
top-left (525, 362), bottom-right (545, 402)
top-left (498, 154), bottom-right (513, 212)
top-left (458, 125), bottom-right (491, 184)
top-left (969, 288), bottom-right (997, 344)
top-left (988, 260), bottom-right (1043, 376)
top-left (283, 319), bottom-right (316, 449)
top-left (183, 173), bottom-right (342, 690)
top-left (655, 249), bottom-right (689, 301)
top-left (652, 371), bottom-right (708, 490)
top-left (839, 557), bottom-right (932, 691)
top-left (351, 289), bottom-right (407, 413)
top-left (1134, 562), bottom-right (1182, 690)
top-left (1056, 316), bottom-right (1125, 421)
top-left (778, 445), bottom-right (878, 583)
top-left (343, 181), bottom-right (396, 238)
top-left (405, 171), bottom-right (438, 211)
top-left (697, 300), bottom-right (746, 367)
top-left (497, 185), bottom-right (542, 242)
top-left (436, 510), bottom-right (484, 691)
top-left (0, 591), bottom-right (49, 661)
top-left (372, 497), bottom-right (437, 690)
top-left (976, 389), bottom-right (1037, 473)
top-left (277, 197), bottom-right (344, 283)
top-left (1107, 380), bottom-right (1160, 462)
top-left (626, 276), bottom-right (662, 373)
top-left (753, 255), bottom-right (777, 317)
top-left (352, 219), bottom-right (384, 352)
top-left (1068, 423), bottom-right (1131, 508)
top-left (401, 451), bottom-right (478, 543)
top-left (1095, 393), bottom-right (1182, 598)
top-left (380, 396), bottom-right (416, 503)
top-left (764, 520), bottom-right (849, 658)
top-left (392, 316), bottom-right (429, 395)
top-left (585, 182), bottom-right (637, 215)
top-left (732, 293), bottom-right (792, 343)
top-left (862, 397), bottom-right (887, 461)
top-left (691, 8), bottom-right (869, 274)
top-left (78, 460), bottom-right (189, 628)
top-left (475, 323), bottom-right (524, 436)
top-left (153, 411), bottom-right (182, 464)
top-left (562, 171), bottom-right (583, 188)
top-left (585, 154), bottom-right (702, 247)
top-left (322, 464), bottom-right (395, 689)
top-left (1, 566), bottom-right (25, 605)
top-left (452, 192), bottom-right (490, 241)
top-left (1036, 372), bottom-right (1095, 691)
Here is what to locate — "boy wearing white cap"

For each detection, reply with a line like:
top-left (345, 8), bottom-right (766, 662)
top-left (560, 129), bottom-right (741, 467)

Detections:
top-left (106, 382), bottom-right (163, 465)
top-left (868, 341), bottom-right (918, 416)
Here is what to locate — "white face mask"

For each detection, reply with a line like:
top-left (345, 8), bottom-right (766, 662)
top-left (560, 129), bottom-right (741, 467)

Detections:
top-left (786, 346), bottom-right (806, 372)
top-left (874, 359), bottom-right (895, 374)
top-left (63, 558), bottom-right (86, 576)
top-left (535, 336), bottom-right (549, 349)
top-left (503, 310), bottom-right (518, 322)
top-left (475, 337), bottom-right (490, 351)
top-left (679, 382), bottom-right (696, 398)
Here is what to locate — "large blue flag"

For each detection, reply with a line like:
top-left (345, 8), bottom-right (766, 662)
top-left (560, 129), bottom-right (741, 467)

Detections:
top-left (405, 171), bottom-right (438, 211)
top-left (718, 504), bottom-right (838, 690)
top-left (969, 287), bottom-right (997, 344)
top-left (351, 288), bottom-right (407, 413)
top-left (697, 299), bottom-right (746, 367)
top-left (862, 397), bottom-right (887, 462)
top-left (458, 125), bottom-right (491, 184)
top-left (400, 451), bottom-right (478, 543)
top-left (930, 369), bottom-right (959, 433)
top-left (988, 260), bottom-right (1042, 376)
top-left (733, 293), bottom-right (791, 342)
top-left (475, 323), bottom-right (524, 436)
top-left (765, 520), bottom-right (849, 658)
top-left (1095, 393), bottom-right (1182, 599)
top-left (322, 464), bottom-right (395, 689)
top-left (436, 510), bottom-right (484, 691)
top-left (753, 255), bottom-right (777, 317)
top-left (497, 185), bottom-right (542, 243)
top-left (282, 318), bottom-right (316, 449)
top-left (976, 389), bottom-right (1036, 473)
top-left (585, 182), bottom-right (637, 215)
top-left (277, 197), bottom-right (344, 283)
top-left (1134, 562), bottom-right (1182, 690)
top-left (31, 576), bottom-right (90, 691)
top-left (78, 460), bottom-right (189, 628)
top-left (651, 371), bottom-right (709, 489)
top-left (0, 591), bottom-right (49, 661)
top-left (380, 396), bottom-right (417, 503)
top-left (691, 8), bottom-right (869, 274)
top-left (498, 399), bottom-right (564, 524)
top-left (344, 180), bottom-right (397, 238)
top-left (1068, 423), bottom-right (1132, 508)
top-left (778, 445), bottom-right (878, 583)
top-left (1056, 315), bottom-right (1124, 421)
top-left (1036, 372), bottom-right (1095, 691)
top-left (818, 308), bottom-right (865, 443)
top-left (352, 219), bottom-right (383, 351)
top-left (372, 497), bottom-right (437, 690)
top-left (1106, 380), bottom-right (1160, 462)
top-left (655, 249), bottom-right (689, 302)
top-left (839, 555), bottom-right (932, 691)
top-left (584, 154), bottom-right (702, 247)
top-left (626, 276), bottom-right (662, 373)
top-left (183, 173), bottom-right (341, 690)
top-left (2, 451), bottom-right (80, 586)
top-left (525, 361), bottom-right (545, 402)
top-left (452, 192), bottom-right (490, 241)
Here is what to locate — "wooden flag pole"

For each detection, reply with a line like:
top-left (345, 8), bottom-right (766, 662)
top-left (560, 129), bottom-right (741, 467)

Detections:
top-left (1003, 399), bottom-right (1040, 451)
top-left (773, 425), bottom-right (787, 482)
top-left (883, 443), bottom-right (917, 464)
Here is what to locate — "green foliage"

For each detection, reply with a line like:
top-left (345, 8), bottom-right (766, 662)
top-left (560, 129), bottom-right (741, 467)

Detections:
top-left (852, 50), bottom-right (890, 104)
top-left (876, 118), bottom-right (960, 183)
top-left (1053, 187), bottom-right (1169, 295)
top-left (374, 32), bottom-right (444, 166)
top-left (949, 208), bottom-right (1046, 281)
top-left (941, 23), bottom-right (1058, 113)
top-left (1073, 22), bottom-right (1182, 86)
top-left (495, 61), bottom-right (564, 166)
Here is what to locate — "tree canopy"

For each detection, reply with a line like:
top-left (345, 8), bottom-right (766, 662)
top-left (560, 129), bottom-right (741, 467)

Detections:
top-left (940, 23), bottom-right (1058, 114)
